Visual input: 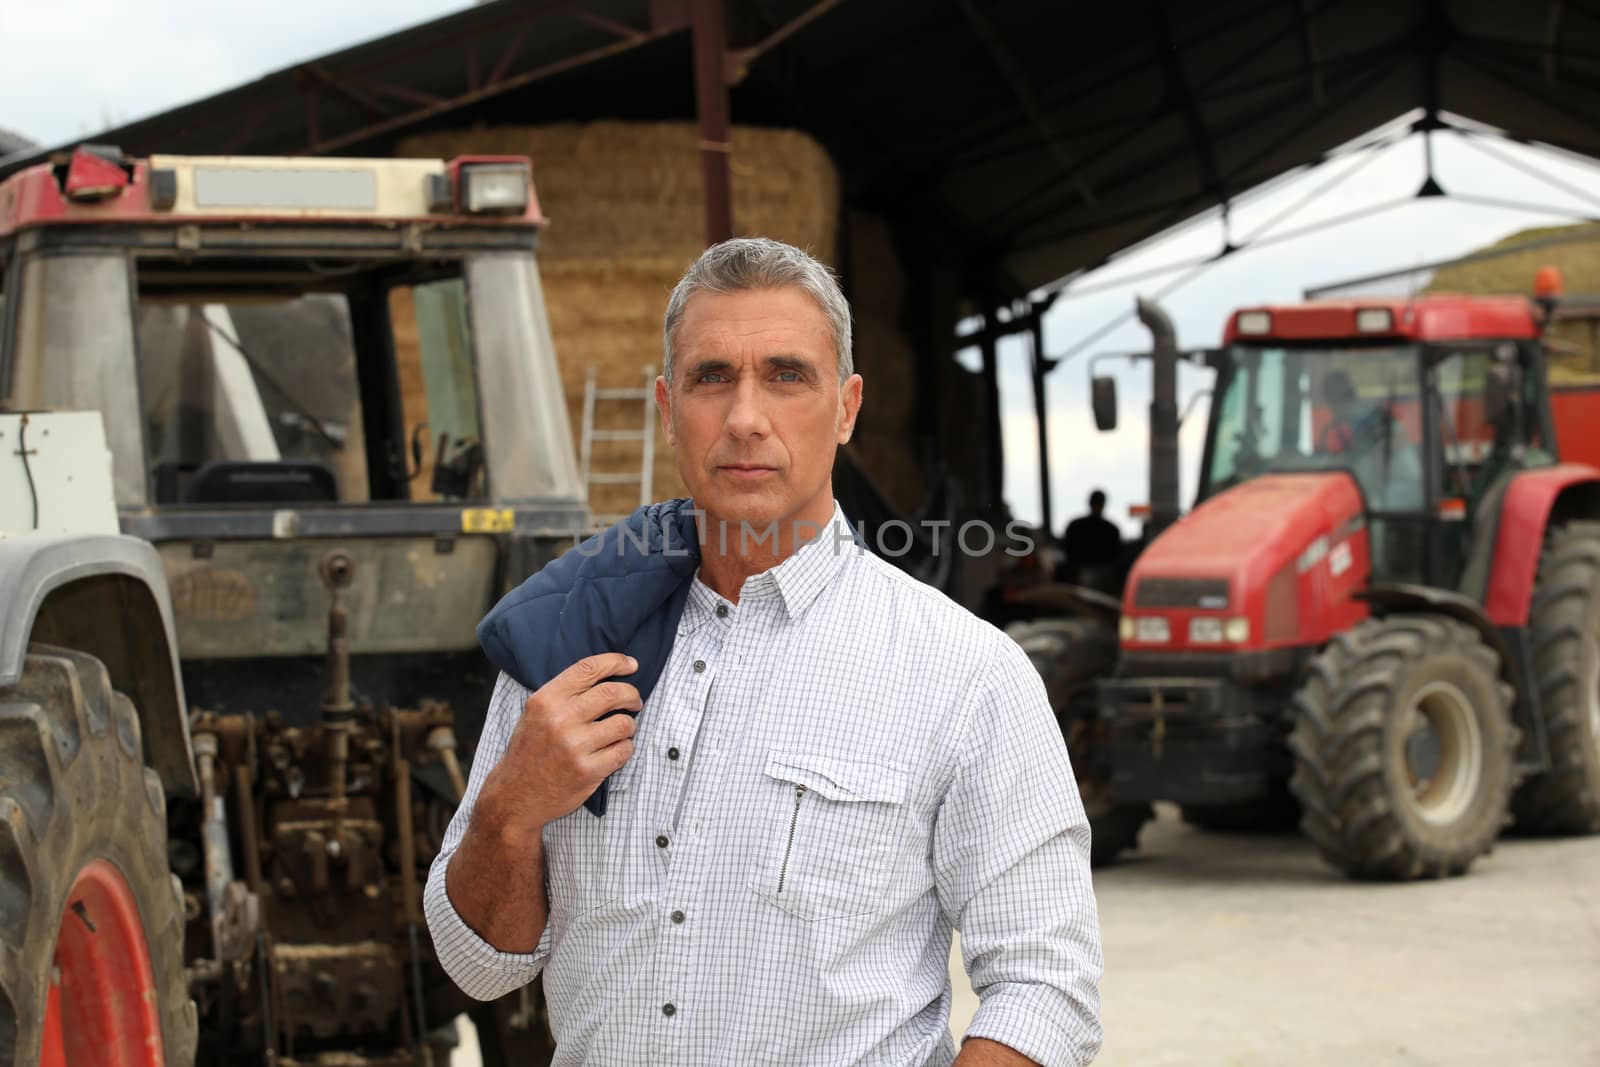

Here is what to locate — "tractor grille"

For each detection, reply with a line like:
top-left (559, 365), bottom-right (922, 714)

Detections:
top-left (1133, 577), bottom-right (1230, 610)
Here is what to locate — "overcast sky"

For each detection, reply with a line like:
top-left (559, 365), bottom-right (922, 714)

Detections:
top-left (8, 3), bottom-right (1600, 535)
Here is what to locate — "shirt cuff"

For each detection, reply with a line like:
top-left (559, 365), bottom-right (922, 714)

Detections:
top-left (962, 982), bottom-right (1101, 1067)
top-left (423, 854), bottom-right (549, 1001)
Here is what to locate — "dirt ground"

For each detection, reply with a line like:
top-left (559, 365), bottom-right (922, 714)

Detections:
top-left (455, 804), bottom-right (1600, 1065)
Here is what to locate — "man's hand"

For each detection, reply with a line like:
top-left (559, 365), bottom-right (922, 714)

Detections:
top-left (954, 1038), bottom-right (1039, 1066)
top-left (445, 654), bottom-right (641, 954)
top-left (479, 652), bottom-right (643, 835)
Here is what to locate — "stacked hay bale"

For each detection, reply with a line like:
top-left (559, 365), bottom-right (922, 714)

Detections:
top-left (396, 121), bottom-right (844, 518)
top-left (1428, 224), bottom-right (1600, 383)
top-left (842, 212), bottom-right (926, 517)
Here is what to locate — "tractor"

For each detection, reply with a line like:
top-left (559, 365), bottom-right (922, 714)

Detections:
top-left (1012, 283), bottom-right (1600, 879)
top-left (0, 147), bottom-right (585, 1064)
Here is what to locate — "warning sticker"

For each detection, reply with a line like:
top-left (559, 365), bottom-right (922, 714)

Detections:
top-left (461, 508), bottom-right (514, 533)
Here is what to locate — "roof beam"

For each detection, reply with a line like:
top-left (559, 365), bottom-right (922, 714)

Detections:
top-left (977, 0), bottom-right (1334, 238)
top-left (955, 0), bottom-right (1095, 205)
top-left (1295, 0), bottom-right (1326, 104)
top-left (301, 26), bottom-right (682, 156)
top-left (298, 64), bottom-right (392, 120)
top-left (1010, 43), bottom-right (1403, 253)
top-left (728, 0), bottom-right (846, 84)
top-left (1153, 1), bottom-right (1227, 210)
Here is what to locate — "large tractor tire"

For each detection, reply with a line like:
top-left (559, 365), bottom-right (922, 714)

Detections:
top-left (0, 646), bottom-right (196, 1067)
top-left (1514, 521), bottom-right (1600, 833)
top-left (1006, 618), bottom-right (1152, 866)
top-left (1288, 617), bottom-right (1518, 880)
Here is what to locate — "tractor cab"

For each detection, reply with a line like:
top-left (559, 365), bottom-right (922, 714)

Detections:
top-left (0, 148), bottom-right (587, 711)
top-left (1200, 297), bottom-right (1556, 591)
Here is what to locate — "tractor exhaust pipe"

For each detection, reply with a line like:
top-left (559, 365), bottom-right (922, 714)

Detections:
top-left (1137, 296), bottom-right (1180, 539)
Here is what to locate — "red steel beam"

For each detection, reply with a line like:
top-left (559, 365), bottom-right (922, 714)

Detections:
top-left (306, 28), bottom-right (680, 155)
top-left (691, 0), bottom-right (734, 246)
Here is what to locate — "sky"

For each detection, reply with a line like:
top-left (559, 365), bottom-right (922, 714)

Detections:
top-left (8, 3), bottom-right (1600, 536)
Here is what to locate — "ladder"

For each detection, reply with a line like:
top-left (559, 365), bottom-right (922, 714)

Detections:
top-left (579, 364), bottom-right (656, 526)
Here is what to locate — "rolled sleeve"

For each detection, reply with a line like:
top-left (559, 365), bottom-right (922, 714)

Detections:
top-left (423, 672), bottom-right (549, 1001)
top-left (934, 639), bottom-right (1103, 1066)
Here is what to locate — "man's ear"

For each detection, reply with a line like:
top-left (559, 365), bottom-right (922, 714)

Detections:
top-left (837, 373), bottom-right (863, 444)
top-left (655, 375), bottom-right (676, 446)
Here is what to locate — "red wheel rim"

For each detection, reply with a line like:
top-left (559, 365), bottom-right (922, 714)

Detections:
top-left (39, 860), bottom-right (163, 1067)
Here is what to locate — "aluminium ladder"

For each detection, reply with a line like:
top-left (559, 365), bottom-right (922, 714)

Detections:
top-left (579, 364), bottom-right (656, 526)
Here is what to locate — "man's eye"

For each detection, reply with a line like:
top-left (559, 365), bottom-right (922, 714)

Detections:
top-left (775, 371), bottom-right (802, 383)
top-left (699, 372), bottom-right (729, 384)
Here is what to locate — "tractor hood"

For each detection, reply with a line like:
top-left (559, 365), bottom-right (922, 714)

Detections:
top-left (1123, 472), bottom-right (1369, 651)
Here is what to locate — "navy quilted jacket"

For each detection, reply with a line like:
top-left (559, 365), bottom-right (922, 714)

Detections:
top-left (476, 498), bottom-right (702, 816)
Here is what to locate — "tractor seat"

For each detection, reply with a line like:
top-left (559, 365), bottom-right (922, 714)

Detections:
top-left (181, 460), bottom-right (338, 505)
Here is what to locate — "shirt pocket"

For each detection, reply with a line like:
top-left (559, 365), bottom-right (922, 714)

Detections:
top-left (542, 755), bottom-right (643, 919)
top-left (747, 750), bottom-right (909, 921)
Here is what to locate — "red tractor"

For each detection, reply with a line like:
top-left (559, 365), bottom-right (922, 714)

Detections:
top-left (1014, 284), bottom-right (1600, 878)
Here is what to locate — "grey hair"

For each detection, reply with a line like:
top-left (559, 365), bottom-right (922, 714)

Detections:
top-left (662, 237), bottom-right (854, 383)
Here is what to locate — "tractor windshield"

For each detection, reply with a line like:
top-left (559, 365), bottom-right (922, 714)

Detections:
top-left (3, 246), bottom-right (581, 509)
top-left (1206, 345), bottom-right (1425, 512)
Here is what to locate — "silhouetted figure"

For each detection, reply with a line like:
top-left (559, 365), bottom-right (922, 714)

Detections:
top-left (1060, 489), bottom-right (1122, 591)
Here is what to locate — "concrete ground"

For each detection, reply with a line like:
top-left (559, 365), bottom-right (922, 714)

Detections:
top-left (456, 805), bottom-right (1600, 1065)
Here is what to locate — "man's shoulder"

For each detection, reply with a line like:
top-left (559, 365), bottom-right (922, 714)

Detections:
top-left (844, 549), bottom-right (1016, 659)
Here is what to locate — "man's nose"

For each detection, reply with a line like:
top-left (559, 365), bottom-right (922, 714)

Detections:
top-left (724, 379), bottom-right (771, 438)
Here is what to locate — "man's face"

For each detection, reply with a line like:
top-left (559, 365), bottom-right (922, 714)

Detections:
top-left (656, 286), bottom-right (863, 532)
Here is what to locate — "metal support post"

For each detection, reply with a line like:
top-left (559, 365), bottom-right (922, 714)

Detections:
top-left (690, 0), bottom-right (734, 246)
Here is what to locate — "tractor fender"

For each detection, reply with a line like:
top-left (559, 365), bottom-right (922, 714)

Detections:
top-left (1484, 464), bottom-right (1600, 627)
top-left (0, 533), bottom-right (195, 796)
top-left (1355, 584), bottom-right (1514, 673)
top-left (1007, 582), bottom-right (1123, 627)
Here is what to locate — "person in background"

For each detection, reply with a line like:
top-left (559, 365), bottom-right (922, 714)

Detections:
top-left (1059, 489), bottom-right (1123, 592)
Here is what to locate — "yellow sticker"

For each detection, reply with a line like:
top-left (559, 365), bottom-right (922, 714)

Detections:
top-left (461, 508), bottom-right (514, 533)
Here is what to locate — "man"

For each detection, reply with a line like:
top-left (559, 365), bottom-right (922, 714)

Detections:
top-left (1316, 369), bottom-right (1423, 512)
top-left (1059, 490), bottom-right (1121, 591)
top-left (425, 238), bottom-right (1102, 1065)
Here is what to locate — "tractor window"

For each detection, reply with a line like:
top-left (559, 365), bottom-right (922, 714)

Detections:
top-left (136, 295), bottom-right (371, 504)
top-left (389, 278), bottom-right (485, 502)
top-left (1208, 345), bottom-right (1425, 513)
top-left (132, 258), bottom-right (488, 507)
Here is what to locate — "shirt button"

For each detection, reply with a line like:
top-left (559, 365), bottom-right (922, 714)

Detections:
top-left (662, 1003), bottom-right (677, 1017)
top-left (667, 746), bottom-right (681, 761)
top-left (655, 834), bottom-right (669, 849)
top-left (671, 910), bottom-right (685, 924)
top-left (692, 659), bottom-right (706, 673)
top-left (715, 604), bottom-right (729, 618)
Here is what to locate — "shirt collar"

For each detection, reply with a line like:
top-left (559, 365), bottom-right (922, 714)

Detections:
top-left (680, 501), bottom-right (858, 634)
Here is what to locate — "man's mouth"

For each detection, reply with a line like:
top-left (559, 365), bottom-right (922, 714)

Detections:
top-left (717, 463), bottom-right (780, 479)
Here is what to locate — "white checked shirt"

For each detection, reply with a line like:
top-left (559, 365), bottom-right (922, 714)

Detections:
top-left (425, 504), bottom-right (1103, 1066)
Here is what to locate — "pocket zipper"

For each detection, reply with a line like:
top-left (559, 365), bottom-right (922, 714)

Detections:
top-left (776, 784), bottom-right (807, 894)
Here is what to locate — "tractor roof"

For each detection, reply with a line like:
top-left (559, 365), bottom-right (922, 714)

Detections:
top-left (0, 147), bottom-right (544, 240)
top-left (1223, 295), bottom-right (1541, 346)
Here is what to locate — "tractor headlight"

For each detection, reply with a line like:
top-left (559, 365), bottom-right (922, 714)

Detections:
top-left (1189, 617), bottom-right (1224, 644)
top-left (1224, 617), bottom-right (1251, 644)
top-left (1134, 617), bottom-right (1171, 644)
top-left (461, 163), bottom-right (531, 213)
top-left (1236, 310), bottom-right (1272, 335)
